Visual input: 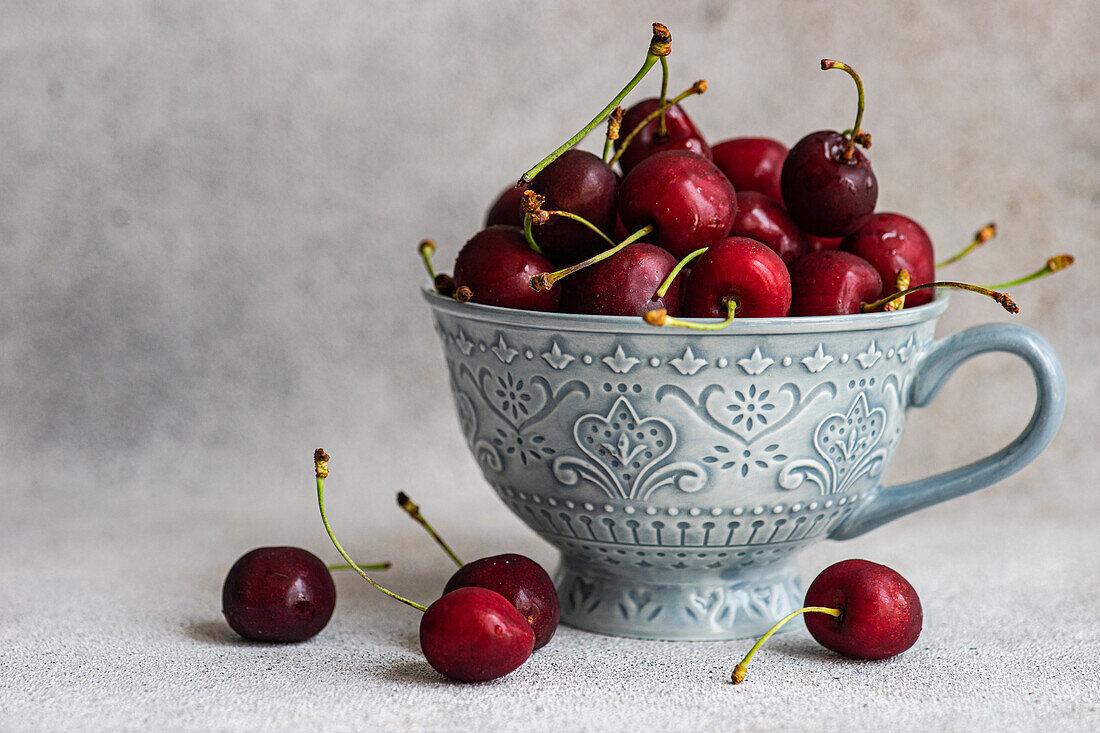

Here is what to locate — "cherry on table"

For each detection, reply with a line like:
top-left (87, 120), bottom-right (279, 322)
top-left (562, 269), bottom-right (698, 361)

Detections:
top-left (527, 149), bottom-right (619, 264)
top-left (711, 137), bottom-right (787, 203)
top-left (221, 546), bottom-right (336, 643)
top-left (729, 191), bottom-right (809, 265)
top-left (444, 554), bottom-right (560, 650)
top-left (452, 225), bottom-right (561, 311)
top-left (614, 97), bottom-right (711, 174)
top-left (788, 250), bottom-right (883, 316)
top-left (841, 212), bottom-right (935, 307)
top-left (559, 242), bottom-right (685, 317)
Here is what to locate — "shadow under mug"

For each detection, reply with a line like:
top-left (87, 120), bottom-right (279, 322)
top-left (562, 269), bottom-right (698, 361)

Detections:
top-left (425, 290), bottom-right (1064, 640)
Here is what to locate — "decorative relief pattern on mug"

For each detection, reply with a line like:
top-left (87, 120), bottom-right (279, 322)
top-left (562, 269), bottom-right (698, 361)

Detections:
top-left (552, 396), bottom-right (706, 500)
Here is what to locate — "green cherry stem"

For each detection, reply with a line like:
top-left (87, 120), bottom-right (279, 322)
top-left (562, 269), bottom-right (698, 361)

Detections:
top-left (418, 240), bottom-right (438, 279)
top-left (936, 223), bottom-right (997, 269)
top-left (984, 254), bottom-right (1075, 290)
top-left (522, 213), bottom-right (544, 254)
top-left (644, 296), bottom-right (738, 331)
top-left (655, 247), bottom-right (707, 298)
top-left (609, 80), bottom-right (707, 166)
top-left (545, 210), bottom-right (618, 248)
top-left (732, 606), bottom-right (842, 684)
top-left (397, 491), bottom-right (463, 568)
top-left (328, 562), bottom-right (392, 572)
top-left (530, 224), bottom-right (655, 291)
top-left (657, 56), bottom-right (670, 137)
top-left (821, 59), bottom-right (866, 160)
top-left (314, 449), bottom-right (427, 612)
top-left (520, 22), bottom-right (671, 184)
top-left (861, 281), bottom-right (1018, 313)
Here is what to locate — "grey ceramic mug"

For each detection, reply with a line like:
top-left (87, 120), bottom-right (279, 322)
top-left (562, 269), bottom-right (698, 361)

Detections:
top-left (425, 290), bottom-right (1065, 640)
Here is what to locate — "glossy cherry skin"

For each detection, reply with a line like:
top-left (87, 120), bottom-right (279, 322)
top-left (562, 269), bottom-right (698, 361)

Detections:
top-left (682, 237), bottom-right (791, 318)
top-left (803, 559), bottom-right (922, 660)
top-left (789, 250), bottom-right (883, 316)
top-left (453, 226), bottom-right (561, 312)
top-left (614, 98), bottom-right (711, 174)
top-left (221, 547), bottom-right (336, 643)
top-left (729, 191), bottom-right (809, 265)
top-left (529, 149), bottom-right (619, 264)
top-left (807, 234), bottom-right (843, 252)
top-left (781, 130), bottom-right (878, 238)
top-left (560, 243), bottom-right (685, 317)
top-left (711, 137), bottom-right (787, 203)
top-left (618, 150), bottom-right (737, 260)
top-left (841, 212), bottom-right (935, 307)
top-left (419, 587), bottom-right (535, 682)
top-left (485, 183), bottom-right (528, 228)
top-left (443, 553), bottom-right (560, 650)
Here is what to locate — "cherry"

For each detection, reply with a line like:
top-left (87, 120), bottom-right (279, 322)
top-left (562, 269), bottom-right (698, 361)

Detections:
top-left (527, 149), bottom-right (619, 264)
top-left (444, 554), bottom-right (560, 650)
top-left (807, 234), bottom-right (843, 252)
top-left (613, 97), bottom-right (711, 174)
top-left (221, 547), bottom-right (336, 643)
top-left (781, 61), bottom-right (878, 238)
top-left (618, 150), bottom-right (737, 260)
top-left (485, 183), bottom-right (528, 228)
top-left (788, 250), bottom-right (883, 316)
top-left (732, 559), bottom-right (922, 684)
top-left (841, 212), bottom-right (935, 307)
top-left (729, 191), bottom-right (809, 265)
top-left (452, 226), bottom-right (561, 311)
top-left (420, 586), bottom-right (535, 683)
top-left (558, 242), bottom-right (684, 317)
top-left (711, 137), bottom-right (787, 203)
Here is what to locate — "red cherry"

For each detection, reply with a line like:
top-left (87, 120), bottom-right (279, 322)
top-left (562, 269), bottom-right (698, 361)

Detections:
top-left (682, 237), bottom-right (791, 318)
top-left (528, 149), bottom-right (619, 264)
top-left (803, 559), bottom-right (923, 660)
top-left (485, 183), bottom-right (528, 228)
top-left (560, 243), bottom-right (685, 317)
top-left (443, 554), bottom-right (560, 650)
top-left (788, 250), bottom-right (883, 316)
top-left (618, 150), bottom-right (737, 260)
top-left (711, 137), bottom-right (787, 203)
top-left (807, 234), bottom-right (843, 252)
top-left (729, 191), bottom-right (809, 265)
top-left (419, 587), bottom-right (535, 682)
top-left (841, 212), bottom-right (935, 307)
top-left (781, 130), bottom-right (878, 237)
top-left (221, 547), bottom-right (336, 643)
top-left (453, 226), bottom-right (561, 311)
top-left (614, 98), bottom-right (711, 174)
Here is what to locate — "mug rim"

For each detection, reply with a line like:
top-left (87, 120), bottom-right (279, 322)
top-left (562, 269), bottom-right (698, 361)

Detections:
top-left (423, 286), bottom-right (949, 335)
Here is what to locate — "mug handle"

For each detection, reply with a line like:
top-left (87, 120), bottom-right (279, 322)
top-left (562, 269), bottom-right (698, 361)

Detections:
top-left (829, 322), bottom-right (1065, 540)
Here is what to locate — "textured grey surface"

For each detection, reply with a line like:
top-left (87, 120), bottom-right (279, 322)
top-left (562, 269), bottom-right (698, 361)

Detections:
top-left (2, 1), bottom-right (1098, 731)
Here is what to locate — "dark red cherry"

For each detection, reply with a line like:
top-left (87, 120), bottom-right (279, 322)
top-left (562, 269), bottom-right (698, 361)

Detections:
top-left (443, 553), bottom-right (560, 650)
top-left (485, 183), bottom-right (528, 228)
top-left (559, 243), bottom-right (684, 317)
top-left (614, 98), bottom-right (711, 174)
top-left (781, 130), bottom-right (878, 238)
top-left (682, 237), bottom-right (791, 318)
top-left (803, 559), bottom-right (923, 660)
top-left (618, 150), bottom-right (737, 260)
top-left (807, 234), bottom-right (843, 252)
top-left (789, 250), bottom-right (883, 316)
top-left (729, 191), bottom-right (809, 265)
top-left (711, 137), bottom-right (787, 203)
top-left (528, 149), bottom-right (618, 264)
top-left (453, 226), bottom-right (561, 311)
top-left (419, 586), bottom-right (535, 682)
top-left (221, 547), bottom-right (336, 643)
top-left (841, 213), bottom-right (935, 307)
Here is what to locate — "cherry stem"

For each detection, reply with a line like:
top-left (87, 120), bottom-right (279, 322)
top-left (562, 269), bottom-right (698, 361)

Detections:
top-left (545, 210), bottom-right (618, 248)
top-left (522, 213), bottom-right (544, 254)
top-left (396, 491), bottom-right (463, 568)
top-left (314, 449), bottom-right (427, 613)
top-left (520, 22), bottom-right (671, 184)
top-left (861, 281), bottom-right (1019, 313)
top-left (530, 224), bottom-right (655, 291)
top-left (644, 296), bottom-right (738, 331)
top-left (609, 80), bottom-right (707, 166)
top-left (821, 59), bottom-right (865, 160)
top-left (657, 56), bottom-right (670, 137)
top-left (328, 562), bottom-right (391, 572)
top-left (882, 269), bottom-right (911, 312)
top-left (418, 240), bottom-right (438, 279)
top-left (936, 223), bottom-right (997, 269)
top-left (602, 106), bottom-right (625, 164)
top-left (984, 254), bottom-right (1075, 289)
top-left (731, 606), bottom-right (842, 684)
top-left (655, 247), bottom-right (707, 298)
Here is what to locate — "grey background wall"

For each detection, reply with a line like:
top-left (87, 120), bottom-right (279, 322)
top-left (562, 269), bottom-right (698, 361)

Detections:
top-left (3, 1), bottom-right (1097, 555)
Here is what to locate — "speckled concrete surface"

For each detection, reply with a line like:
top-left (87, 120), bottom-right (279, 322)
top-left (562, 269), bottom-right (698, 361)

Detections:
top-left (2, 1), bottom-right (1098, 730)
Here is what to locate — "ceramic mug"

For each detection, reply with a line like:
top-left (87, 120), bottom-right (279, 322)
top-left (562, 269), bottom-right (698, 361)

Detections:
top-left (425, 290), bottom-right (1064, 640)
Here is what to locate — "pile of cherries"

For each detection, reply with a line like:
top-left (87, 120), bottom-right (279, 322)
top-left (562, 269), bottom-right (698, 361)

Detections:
top-left (422, 23), bottom-right (1072, 327)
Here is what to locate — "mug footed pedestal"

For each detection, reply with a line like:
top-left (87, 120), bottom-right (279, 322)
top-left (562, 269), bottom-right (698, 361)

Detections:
top-left (425, 290), bottom-right (1064, 640)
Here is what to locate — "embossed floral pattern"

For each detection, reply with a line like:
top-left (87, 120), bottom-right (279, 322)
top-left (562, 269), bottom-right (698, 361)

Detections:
top-left (703, 443), bottom-right (788, 477)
